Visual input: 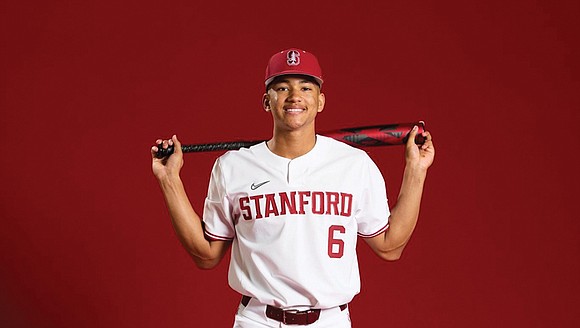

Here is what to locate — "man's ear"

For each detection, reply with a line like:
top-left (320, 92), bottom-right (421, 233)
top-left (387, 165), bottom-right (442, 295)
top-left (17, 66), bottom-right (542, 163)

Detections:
top-left (317, 93), bottom-right (325, 113)
top-left (262, 93), bottom-right (270, 111)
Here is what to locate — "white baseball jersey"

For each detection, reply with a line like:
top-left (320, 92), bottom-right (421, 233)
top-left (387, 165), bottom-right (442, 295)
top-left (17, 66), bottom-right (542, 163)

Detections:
top-left (203, 135), bottom-right (390, 309)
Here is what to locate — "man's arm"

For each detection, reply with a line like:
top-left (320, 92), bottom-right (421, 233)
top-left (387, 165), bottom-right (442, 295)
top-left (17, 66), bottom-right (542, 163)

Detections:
top-left (365, 126), bottom-right (435, 261)
top-left (152, 135), bottom-right (231, 269)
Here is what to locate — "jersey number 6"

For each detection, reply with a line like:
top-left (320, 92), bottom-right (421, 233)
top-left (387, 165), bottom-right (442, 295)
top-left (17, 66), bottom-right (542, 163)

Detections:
top-left (328, 225), bottom-right (345, 258)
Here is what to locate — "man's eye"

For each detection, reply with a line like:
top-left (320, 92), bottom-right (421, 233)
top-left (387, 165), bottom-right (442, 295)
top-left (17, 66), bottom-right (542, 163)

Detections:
top-left (276, 87), bottom-right (288, 91)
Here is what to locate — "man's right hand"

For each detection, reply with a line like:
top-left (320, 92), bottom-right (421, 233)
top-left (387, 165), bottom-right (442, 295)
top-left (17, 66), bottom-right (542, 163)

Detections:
top-left (151, 135), bottom-right (184, 181)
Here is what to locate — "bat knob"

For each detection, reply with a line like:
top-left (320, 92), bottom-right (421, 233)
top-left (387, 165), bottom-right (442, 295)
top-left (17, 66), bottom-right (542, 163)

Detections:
top-left (155, 143), bottom-right (175, 158)
top-left (414, 133), bottom-right (426, 145)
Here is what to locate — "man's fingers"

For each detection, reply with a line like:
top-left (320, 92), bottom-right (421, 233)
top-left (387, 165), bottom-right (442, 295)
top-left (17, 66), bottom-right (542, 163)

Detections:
top-left (152, 137), bottom-right (177, 159)
top-left (406, 125), bottom-right (419, 147)
top-left (420, 131), bottom-right (431, 149)
top-left (172, 135), bottom-right (182, 154)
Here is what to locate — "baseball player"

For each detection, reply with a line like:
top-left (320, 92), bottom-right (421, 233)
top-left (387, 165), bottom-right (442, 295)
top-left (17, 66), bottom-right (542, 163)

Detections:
top-left (151, 48), bottom-right (435, 327)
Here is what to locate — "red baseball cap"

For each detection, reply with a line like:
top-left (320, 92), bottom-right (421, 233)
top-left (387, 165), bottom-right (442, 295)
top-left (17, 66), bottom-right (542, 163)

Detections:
top-left (264, 48), bottom-right (323, 88)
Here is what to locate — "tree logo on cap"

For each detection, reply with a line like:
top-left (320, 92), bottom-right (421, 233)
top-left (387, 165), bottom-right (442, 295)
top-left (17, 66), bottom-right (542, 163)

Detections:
top-left (286, 50), bottom-right (301, 66)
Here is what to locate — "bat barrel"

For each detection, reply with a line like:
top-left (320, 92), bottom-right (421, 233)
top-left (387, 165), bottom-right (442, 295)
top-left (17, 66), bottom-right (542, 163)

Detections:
top-left (326, 122), bottom-right (425, 147)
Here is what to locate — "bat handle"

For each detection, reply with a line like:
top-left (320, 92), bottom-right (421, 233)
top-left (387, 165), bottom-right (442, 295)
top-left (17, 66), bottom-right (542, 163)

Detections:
top-left (155, 144), bottom-right (175, 158)
top-left (154, 141), bottom-right (263, 158)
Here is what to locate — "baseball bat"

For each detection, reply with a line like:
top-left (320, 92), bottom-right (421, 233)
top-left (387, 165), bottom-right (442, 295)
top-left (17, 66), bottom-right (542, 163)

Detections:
top-left (154, 122), bottom-right (426, 158)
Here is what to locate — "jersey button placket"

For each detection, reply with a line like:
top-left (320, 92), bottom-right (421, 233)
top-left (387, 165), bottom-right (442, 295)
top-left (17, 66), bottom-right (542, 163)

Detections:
top-left (286, 160), bottom-right (293, 185)
top-left (287, 160), bottom-right (308, 187)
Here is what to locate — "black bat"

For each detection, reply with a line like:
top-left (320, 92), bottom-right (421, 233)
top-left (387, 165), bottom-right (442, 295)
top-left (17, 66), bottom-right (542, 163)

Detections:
top-left (154, 122), bottom-right (425, 158)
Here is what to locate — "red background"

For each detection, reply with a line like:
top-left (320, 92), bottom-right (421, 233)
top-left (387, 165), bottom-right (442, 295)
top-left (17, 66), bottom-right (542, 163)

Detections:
top-left (1, 0), bottom-right (579, 327)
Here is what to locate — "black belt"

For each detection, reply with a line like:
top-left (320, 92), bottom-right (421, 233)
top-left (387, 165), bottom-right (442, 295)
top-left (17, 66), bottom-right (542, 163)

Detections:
top-left (241, 296), bottom-right (347, 325)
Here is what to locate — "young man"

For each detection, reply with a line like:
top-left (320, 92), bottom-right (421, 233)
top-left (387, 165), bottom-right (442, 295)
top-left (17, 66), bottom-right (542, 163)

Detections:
top-left (151, 48), bottom-right (435, 327)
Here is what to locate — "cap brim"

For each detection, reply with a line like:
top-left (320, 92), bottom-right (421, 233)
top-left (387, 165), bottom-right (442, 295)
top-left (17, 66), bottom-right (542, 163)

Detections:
top-left (265, 72), bottom-right (323, 88)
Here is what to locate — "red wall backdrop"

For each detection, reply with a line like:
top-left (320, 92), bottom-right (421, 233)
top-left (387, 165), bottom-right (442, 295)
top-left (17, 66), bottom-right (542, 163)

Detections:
top-left (1, 0), bottom-right (578, 327)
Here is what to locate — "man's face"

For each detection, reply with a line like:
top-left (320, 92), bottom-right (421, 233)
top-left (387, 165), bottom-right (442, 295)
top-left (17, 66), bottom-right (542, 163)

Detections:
top-left (263, 75), bottom-right (325, 132)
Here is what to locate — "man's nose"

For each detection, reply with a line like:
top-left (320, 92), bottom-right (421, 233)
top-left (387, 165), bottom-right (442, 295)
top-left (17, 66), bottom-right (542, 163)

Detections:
top-left (287, 89), bottom-right (302, 102)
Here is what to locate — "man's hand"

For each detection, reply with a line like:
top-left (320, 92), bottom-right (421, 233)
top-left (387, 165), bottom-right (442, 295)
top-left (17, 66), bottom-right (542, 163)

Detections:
top-left (151, 135), bottom-right (184, 181)
top-left (406, 126), bottom-right (435, 172)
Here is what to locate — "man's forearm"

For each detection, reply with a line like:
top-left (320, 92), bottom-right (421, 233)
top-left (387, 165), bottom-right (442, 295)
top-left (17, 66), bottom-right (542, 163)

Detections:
top-left (384, 165), bottom-right (427, 251)
top-left (158, 175), bottom-right (213, 259)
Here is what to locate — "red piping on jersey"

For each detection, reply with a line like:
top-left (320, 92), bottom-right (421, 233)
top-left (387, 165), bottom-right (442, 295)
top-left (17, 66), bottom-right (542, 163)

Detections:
top-left (358, 223), bottom-right (389, 238)
top-left (204, 230), bottom-right (234, 241)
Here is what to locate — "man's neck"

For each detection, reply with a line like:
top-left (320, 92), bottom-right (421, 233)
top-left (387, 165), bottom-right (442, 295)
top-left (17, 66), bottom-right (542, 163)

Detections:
top-left (267, 128), bottom-right (317, 160)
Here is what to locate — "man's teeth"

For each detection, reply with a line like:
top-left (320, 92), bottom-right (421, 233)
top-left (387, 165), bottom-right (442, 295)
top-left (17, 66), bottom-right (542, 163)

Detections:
top-left (285, 108), bottom-right (304, 112)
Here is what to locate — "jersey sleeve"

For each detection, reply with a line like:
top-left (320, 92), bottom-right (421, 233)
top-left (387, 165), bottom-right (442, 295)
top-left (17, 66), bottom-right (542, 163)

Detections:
top-left (202, 158), bottom-right (235, 241)
top-left (356, 156), bottom-right (390, 238)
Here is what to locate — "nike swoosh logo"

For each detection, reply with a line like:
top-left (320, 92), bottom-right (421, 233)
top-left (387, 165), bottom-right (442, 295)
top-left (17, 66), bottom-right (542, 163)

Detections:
top-left (251, 181), bottom-right (270, 190)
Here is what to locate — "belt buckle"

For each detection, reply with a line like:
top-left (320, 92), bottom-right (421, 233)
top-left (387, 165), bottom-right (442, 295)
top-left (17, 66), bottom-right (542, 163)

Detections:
top-left (282, 308), bottom-right (315, 325)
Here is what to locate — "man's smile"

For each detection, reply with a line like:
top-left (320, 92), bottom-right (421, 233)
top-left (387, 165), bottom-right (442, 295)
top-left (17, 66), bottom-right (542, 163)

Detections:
top-left (284, 107), bottom-right (306, 112)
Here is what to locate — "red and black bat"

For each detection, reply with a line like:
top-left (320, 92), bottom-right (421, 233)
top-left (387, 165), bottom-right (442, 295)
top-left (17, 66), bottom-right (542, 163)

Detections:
top-left (154, 122), bottom-right (426, 158)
